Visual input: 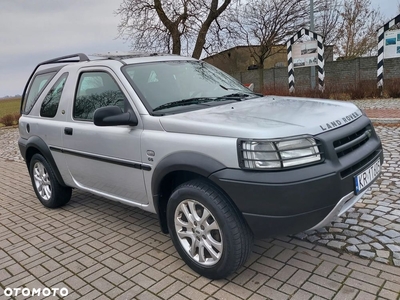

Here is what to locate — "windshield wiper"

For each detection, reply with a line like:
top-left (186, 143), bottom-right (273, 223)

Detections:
top-left (219, 85), bottom-right (264, 97)
top-left (152, 93), bottom-right (259, 112)
top-left (152, 97), bottom-right (216, 112)
top-left (216, 92), bottom-right (263, 99)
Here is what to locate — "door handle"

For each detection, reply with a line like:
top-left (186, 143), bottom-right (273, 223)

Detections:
top-left (64, 127), bottom-right (73, 135)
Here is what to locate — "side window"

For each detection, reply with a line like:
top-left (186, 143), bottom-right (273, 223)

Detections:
top-left (40, 73), bottom-right (68, 118)
top-left (73, 72), bottom-right (126, 121)
top-left (23, 72), bottom-right (56, 114)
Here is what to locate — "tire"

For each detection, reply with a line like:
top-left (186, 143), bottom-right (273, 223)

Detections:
top-left (167, 179), bottom-right (253, 279)
top-left (29, 153), bottom-right (72, 208)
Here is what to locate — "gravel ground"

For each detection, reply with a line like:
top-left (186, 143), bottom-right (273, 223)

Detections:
top-left (1, 125), bottom-right (399, 266)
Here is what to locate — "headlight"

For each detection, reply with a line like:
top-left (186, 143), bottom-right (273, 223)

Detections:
top-left (239, 137), bottom-right (322, 170)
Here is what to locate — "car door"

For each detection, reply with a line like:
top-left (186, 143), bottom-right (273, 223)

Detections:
top-left (62, 67), bottom-right (148, 205)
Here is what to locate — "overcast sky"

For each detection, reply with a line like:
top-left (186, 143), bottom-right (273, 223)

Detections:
top-left (0, 0), bottom-right (397, 97)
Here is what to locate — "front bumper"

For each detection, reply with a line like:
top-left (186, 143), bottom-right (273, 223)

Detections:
top-left (209, 116), bottom-right (383, 238)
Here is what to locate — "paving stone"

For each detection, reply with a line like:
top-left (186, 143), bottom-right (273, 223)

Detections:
top-left (383, 230), bottom-right (400, 238)
top-left (348, 213), bottom-right (360, 219)
top-left (359, 251), bottom-right (375, 259)
top-left (307, 235), bottom-right (320, 243)
top-left (382, 214), bottom-right (398, 221)
top-left (346, 245), bottom-right (358, 253)
top-left (358, 235), bottom-right (373, 243)
top-left (371, 225), bottom-right (386, 232)
top-left (375, 257), bottom-right (389, 264)
top-left (342, 230), bottom-right (358, 237)
top-left (376, 236), bottom-right (393, 244)
top-left (327, 241), bottom-right (346, 250)
top-left (364, 229), bottom-right (379, 237)
top-left (333, 223), bottom-right (349, 229)
top-left (347, 238), bottom-right (361, 245)
top-left (376, 206), bottom-right (392, 213)
top-left (371, 211), bottom-right (386, 217)
top-left (335, 235), bottom-right (346, 241)
top-left (349, 226), bottom-right (364, 232)
top-left (357, 244), bottom-right (371, 251)
top-left (317, 239), bottom-right (329, 245)
top-left (360, 214), bottom-right (374, 221)
top-left (358, 222), bottom-right (374, 228)
top-left (321, 234), bottom-right (334, 240)
top-left (376, 250), bottom-right (390, 258)
top-left (387, 244), bottom-right (400, 252)
top-left (328, 228), bottom-right (343, 233)
top-left (374, 218), bottom-right (391, 226)
top-left (371, 243), bottom-right (384, 250)
top-left (345, 219), bottom-right (358, 225)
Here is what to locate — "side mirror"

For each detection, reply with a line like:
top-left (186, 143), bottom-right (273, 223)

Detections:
top-left (93, 106), bottom-right (138, 126)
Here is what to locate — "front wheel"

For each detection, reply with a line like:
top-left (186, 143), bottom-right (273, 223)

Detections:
top-left (29, 153), bottom-right (72, 208)
top-left (167, 179), bottom-right (253, 279)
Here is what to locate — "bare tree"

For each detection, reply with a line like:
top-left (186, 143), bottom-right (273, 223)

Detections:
top-left (227, 0), bottom-right (307, 91)
top-left (116, 0), bottom-right (232, 58)
top-left (314, 0), bottom-right (341, 45)
top-left (232, 0), bottom-right (308, 69)
top-left (335, 0), bottom-right (382, 58)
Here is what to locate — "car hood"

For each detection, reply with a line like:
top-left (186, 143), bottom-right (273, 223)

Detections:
top-left (159, 96), bottom-right (363, 138)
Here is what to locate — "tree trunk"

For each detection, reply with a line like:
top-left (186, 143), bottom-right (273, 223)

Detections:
top-left (171, 28), bottom-right (182, 55)
top-left (191, 0), bottom-right (231, 59)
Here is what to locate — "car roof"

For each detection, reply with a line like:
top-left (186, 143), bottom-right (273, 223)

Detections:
top-left (21, 52), bottom-right (198, 106)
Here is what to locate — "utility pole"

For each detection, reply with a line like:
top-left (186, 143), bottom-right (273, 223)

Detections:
top-left (310, 0), bottom-right (316, 89)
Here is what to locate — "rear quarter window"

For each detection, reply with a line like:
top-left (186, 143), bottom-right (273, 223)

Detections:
top-left (22, 72), bottom-right (56, 114)
top-left (40, 73), bottom-right (68, 118)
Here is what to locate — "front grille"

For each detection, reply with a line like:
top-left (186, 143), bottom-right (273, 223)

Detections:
top-left (333, 126), bottom-right (371, 158)
top-left (340, 151), bottom-right (379, 178)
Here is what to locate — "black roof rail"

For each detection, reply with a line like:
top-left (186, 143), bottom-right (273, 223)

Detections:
top-left (20, 53), bottom-right (90, 114)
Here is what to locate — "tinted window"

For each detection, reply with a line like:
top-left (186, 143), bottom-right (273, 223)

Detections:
top-left (40, 73), bottom-right (68, 118)
top-left (23, 72), bottom-right (56, 114)
top-left (73, 72), bottom-right (126, 121)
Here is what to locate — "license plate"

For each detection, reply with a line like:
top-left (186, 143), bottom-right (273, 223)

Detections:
top-left (354, 159), bottom-right (381, 194)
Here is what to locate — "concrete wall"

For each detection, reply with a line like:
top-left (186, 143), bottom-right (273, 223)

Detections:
top-left (204, 45), bottom-right (334, 75)
top-left (231, 56), bottom-right (400, 93)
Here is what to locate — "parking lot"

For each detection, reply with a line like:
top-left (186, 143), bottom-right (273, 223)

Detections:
top-left (0, 125), bottom-right (400, 299)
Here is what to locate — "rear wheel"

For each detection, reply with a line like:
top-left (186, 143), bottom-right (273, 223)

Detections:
top-left (29, 153), bottom-right (72, 208)
top-left (167, 179), bottom-right (253, 279)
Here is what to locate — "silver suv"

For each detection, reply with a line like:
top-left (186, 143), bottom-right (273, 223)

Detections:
top-left (19, 53), bottom-right (383, 279)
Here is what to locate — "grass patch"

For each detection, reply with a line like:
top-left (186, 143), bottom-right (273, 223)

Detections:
top-left (0, 97), bottom-right (21, 127)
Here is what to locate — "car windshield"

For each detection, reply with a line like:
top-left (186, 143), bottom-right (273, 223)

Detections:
top-left (122, 60), bottom-right (259, 114)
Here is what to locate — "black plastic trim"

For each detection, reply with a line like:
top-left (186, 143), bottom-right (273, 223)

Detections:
top-left (243, 206), bottom-right (333, 238)
top-left (18, 136), bottom-right (67, 187)
top-left (49, 147), bottom-right (151, 171)
top-left (151, 152), bottom-right (226, 232)
top-left (151, 152), bottom-right (226, 196)
top-left (335, 130), bottom-right (369, 153)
